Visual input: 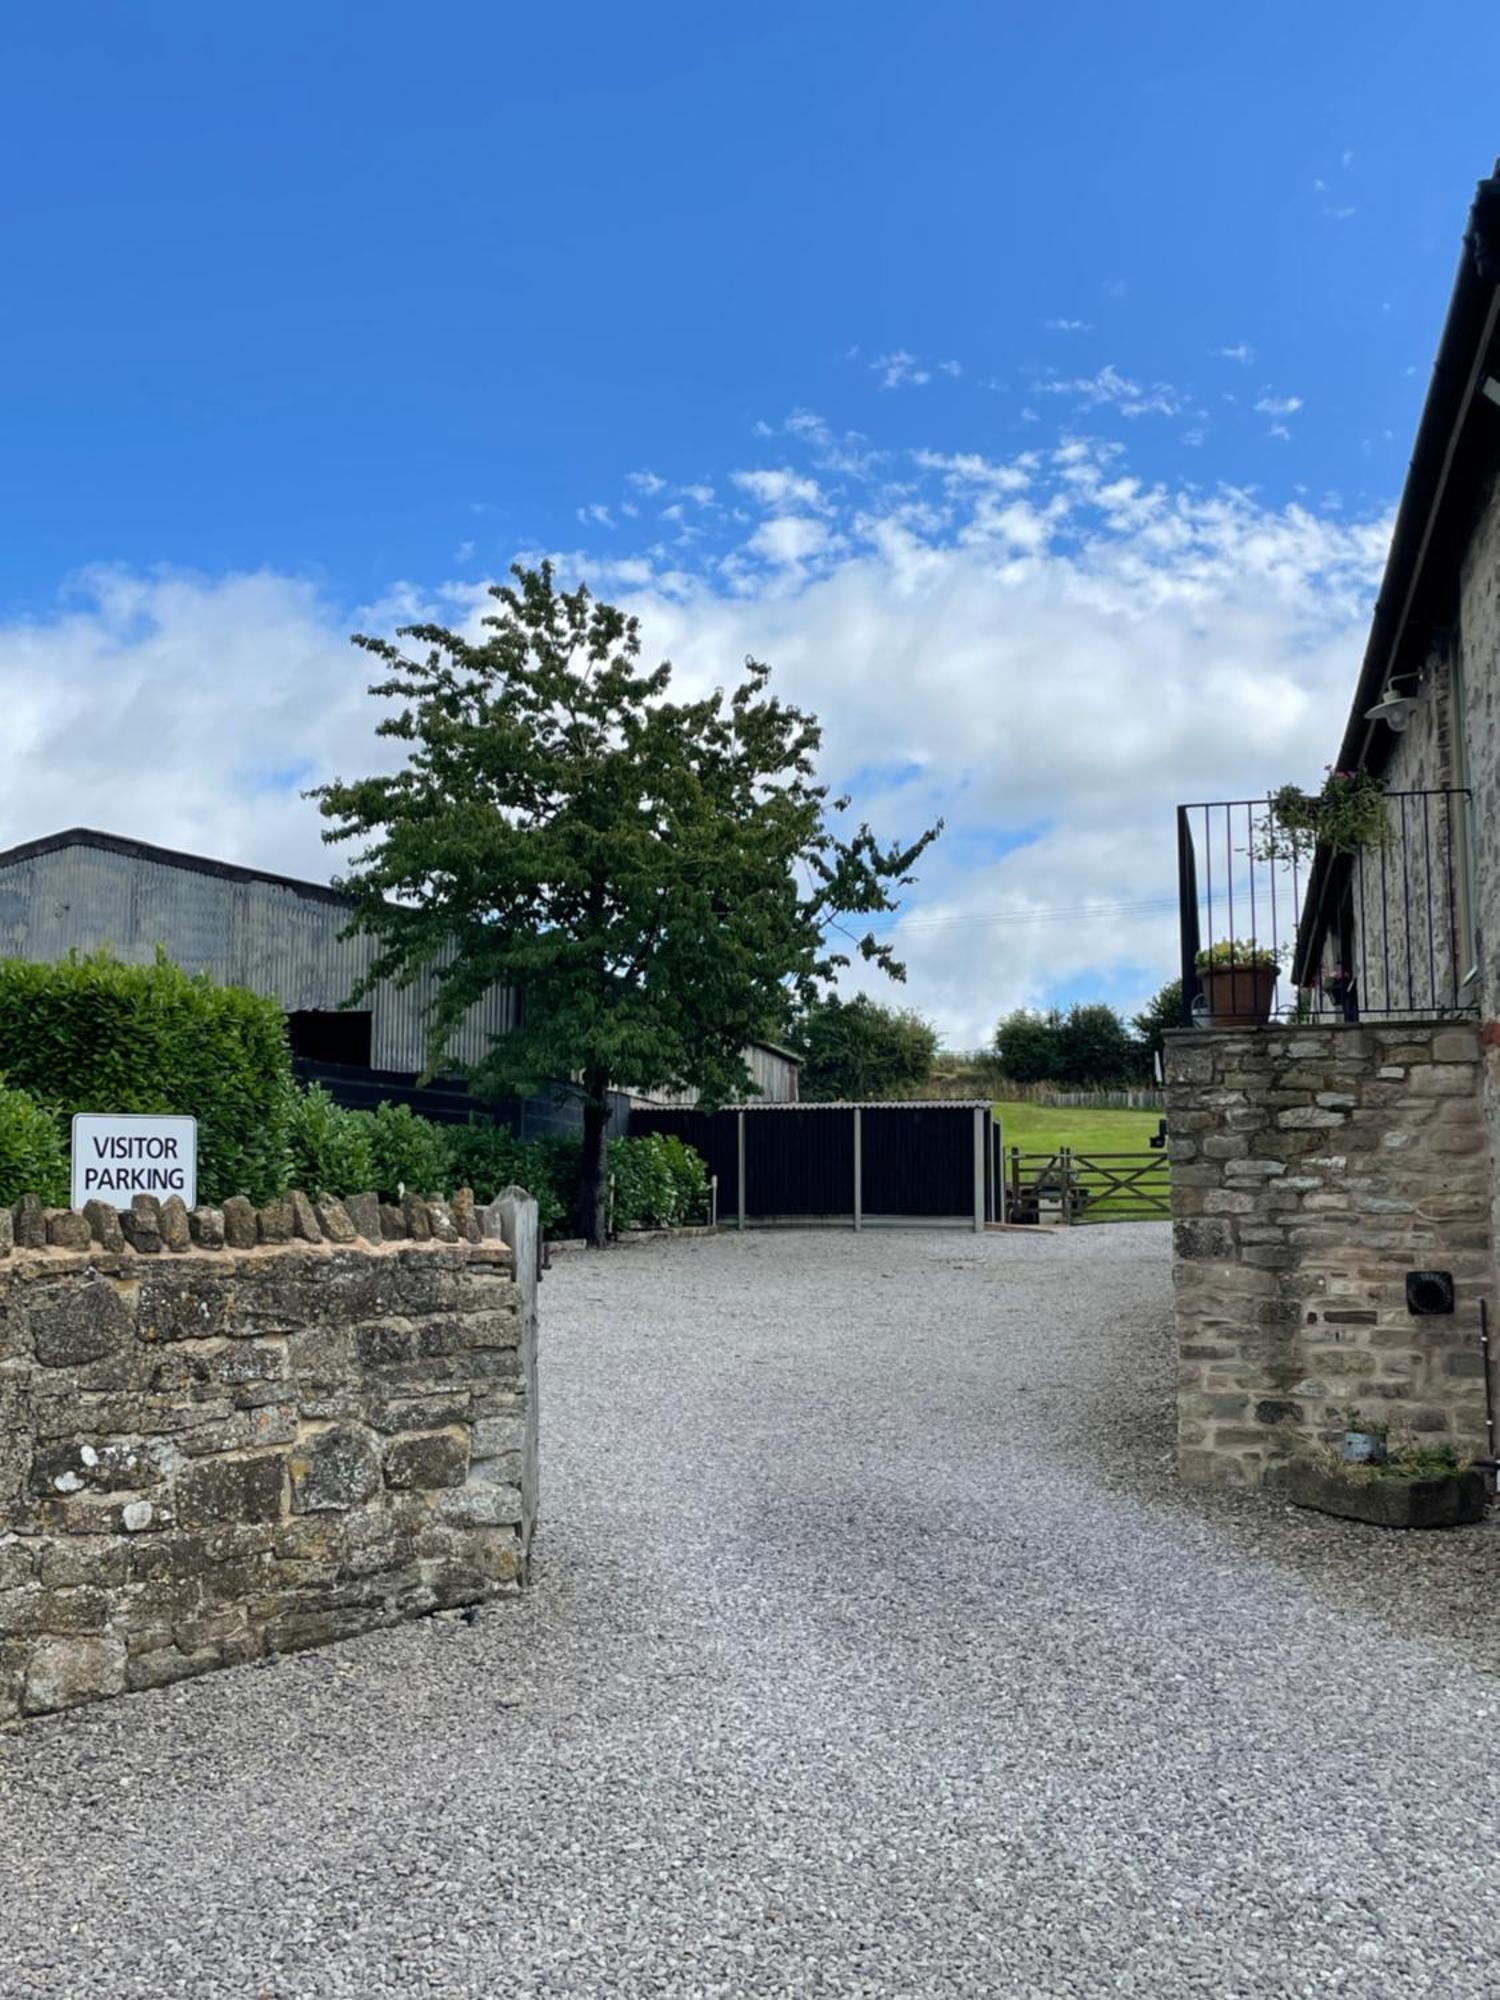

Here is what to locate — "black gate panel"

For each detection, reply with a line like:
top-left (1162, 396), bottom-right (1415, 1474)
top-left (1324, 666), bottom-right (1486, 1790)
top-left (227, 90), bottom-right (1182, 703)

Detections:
top-left (744, 1109), bottom-right (854, 1218)
top-left (628, 1103), bottom-right (990, 1227)
top-left (860, 1106), bottom-right (975, 1217)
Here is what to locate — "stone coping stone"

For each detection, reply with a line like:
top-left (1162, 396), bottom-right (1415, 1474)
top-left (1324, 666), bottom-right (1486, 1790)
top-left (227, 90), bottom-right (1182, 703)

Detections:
top-left (0, 1238), bottom-right (512, 1276)
top-left (1271, 1460), bottom-right (1489, 1529)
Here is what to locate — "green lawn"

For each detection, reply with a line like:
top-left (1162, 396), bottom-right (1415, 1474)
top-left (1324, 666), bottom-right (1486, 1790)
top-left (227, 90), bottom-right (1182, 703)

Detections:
top-left (991, 1099), bottom-right (1163, 1155)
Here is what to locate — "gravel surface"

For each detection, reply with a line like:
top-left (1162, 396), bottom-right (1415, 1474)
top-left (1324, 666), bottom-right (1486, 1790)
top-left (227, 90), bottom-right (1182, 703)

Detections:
top-left (4, 1224), bottom-right (1500, 1998)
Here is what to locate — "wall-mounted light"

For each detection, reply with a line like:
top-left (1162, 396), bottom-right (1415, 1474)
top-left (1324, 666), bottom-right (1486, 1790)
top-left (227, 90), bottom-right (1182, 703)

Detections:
top-left (1364, 683), bottom-right (1420, 731)
top-left (1482, 375), bottom-right (1500, 410)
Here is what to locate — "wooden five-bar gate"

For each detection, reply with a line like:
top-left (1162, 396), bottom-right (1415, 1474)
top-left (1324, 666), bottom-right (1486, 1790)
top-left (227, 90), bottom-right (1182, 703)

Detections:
top-left (1002, 1147), bottom-right (1169, 1225)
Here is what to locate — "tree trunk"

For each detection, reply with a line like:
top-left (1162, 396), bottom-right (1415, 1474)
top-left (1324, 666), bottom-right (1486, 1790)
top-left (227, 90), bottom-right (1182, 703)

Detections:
top-left (575, 1090), bottom-right (611, 1248)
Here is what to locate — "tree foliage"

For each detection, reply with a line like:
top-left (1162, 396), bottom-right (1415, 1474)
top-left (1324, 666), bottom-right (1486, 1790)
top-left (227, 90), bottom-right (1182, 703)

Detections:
top-left (993, 1001), bottom-right (1149, 1088)
top-left (315, 563), bottom-right (939, 1241)
top-left (1131, 978), bottom-right (1183, 1065)
top-left (794, 994), bottom-right (938, 1101)
top-left (993, 1007), bottom-right (1062, 1083)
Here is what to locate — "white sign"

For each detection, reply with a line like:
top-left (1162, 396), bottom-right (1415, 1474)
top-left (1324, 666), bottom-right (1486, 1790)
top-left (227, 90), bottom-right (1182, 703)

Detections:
top-left (71, 1114), bottom-right (198, 1212)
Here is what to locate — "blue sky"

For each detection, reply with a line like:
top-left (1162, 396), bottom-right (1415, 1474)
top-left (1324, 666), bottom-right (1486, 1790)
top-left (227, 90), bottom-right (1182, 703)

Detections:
top-left (2, 4), bottom-right (1497, 1041)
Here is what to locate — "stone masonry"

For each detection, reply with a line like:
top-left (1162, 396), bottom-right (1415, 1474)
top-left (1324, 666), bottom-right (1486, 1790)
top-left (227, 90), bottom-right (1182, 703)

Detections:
top-left (1167, 1022), bottom-right (1495, 1486)
top-left (0, 1188), bottom-right (538, 1724)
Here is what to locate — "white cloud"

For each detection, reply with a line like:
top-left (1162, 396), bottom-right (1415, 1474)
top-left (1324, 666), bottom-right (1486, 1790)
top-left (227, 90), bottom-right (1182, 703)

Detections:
top-left (627, 469), bottom-right (666, 494)
top-left (0, 429), bottom-right (1390, 1048)
top-left (731, 467), bottom-right (826, 512)
top-left (577, 503), bottom-right (614, 527)
top-left (937, 360), bottom-right (963, 378)
top-left (1214, 343), bottom-right (1254, 365)
top-left (747, 516), bottom-right (829, 567)
top-left (1043, 318), bottom-right (1090, 332)
top-left (871, 350), bottom-right (932, 389)
top-left (1255, 393), bottom-right (1304, 418)
top-left (1039, 364), bottom-right (1184, 419)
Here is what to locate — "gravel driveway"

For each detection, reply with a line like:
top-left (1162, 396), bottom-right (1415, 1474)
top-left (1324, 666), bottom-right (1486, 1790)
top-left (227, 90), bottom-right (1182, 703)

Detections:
top-left (4, 1225), bottom-right (1500, 1998)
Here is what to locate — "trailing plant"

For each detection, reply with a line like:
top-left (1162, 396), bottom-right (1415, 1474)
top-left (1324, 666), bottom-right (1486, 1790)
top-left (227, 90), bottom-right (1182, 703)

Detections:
top-left (1254, 768), bottom-right (1390, 864)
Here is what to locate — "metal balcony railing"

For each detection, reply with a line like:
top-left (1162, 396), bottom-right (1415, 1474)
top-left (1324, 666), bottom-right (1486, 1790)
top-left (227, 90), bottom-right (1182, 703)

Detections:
top-left (1175, 790), bottom-right (1477, 1026)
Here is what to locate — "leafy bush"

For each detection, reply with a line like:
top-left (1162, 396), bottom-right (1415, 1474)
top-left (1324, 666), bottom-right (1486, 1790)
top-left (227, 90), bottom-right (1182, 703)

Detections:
top-left (608, 1132), bottom-right (711, 1229)
top-left (0, 1079), bottom-right (69, 1206)
top-left (446, 1120), bottom-right (572, 1231)
top-left (0, 951), bottom-right (292, 1204)
top-left (287, 1085), bottom-right (375, 1198)
top-left (364, 1100), bottom-right (453, 1201)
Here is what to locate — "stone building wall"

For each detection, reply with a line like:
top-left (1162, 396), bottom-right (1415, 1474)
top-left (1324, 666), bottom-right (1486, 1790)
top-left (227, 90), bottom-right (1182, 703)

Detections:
top-left (0, 1191), bottom-right (537, 1723)
top-left (1167, 1021), bottom-right (1495, 1486)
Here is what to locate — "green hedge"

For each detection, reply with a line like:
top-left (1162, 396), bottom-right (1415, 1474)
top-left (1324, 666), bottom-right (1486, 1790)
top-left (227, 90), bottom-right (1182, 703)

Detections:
top-left (0, 1080), bottom-right (69, 1207)
top-left (0, 948), bottom-right (709, 1234)
top-left (0, 952), bottom-right (293, 1205)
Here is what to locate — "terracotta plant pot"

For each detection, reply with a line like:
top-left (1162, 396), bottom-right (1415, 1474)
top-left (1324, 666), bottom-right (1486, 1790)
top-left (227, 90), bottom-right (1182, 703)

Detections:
top-left (1199, 963), bottom-right (1278, 1028)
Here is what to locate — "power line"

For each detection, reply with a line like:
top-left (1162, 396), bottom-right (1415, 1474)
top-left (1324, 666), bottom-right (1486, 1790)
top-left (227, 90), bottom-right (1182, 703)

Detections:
top-left (832, 895), bottom-right (1178, 936)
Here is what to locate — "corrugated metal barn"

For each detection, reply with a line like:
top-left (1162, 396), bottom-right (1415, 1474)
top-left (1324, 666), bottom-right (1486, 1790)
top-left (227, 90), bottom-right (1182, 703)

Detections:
top-left (0, 827), bottom-right (515, 1073)
top-left (0, 828), bottom-right (802, 1130)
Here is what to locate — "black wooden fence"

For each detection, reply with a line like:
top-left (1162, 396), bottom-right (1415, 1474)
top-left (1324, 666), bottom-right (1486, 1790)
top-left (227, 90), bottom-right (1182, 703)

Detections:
top-left (628, 1101), bottom-right (997, 1229)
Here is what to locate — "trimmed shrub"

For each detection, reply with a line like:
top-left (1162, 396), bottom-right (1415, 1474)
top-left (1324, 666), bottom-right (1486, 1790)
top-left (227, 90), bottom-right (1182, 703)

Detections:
top-left (365, 1101), bottom-right (452, 1201)
top-left (287, 1085), bottom-right (375, 1199)
top-left (0, 1079), bottom-right (69, 1207)
top-left (608, 1132), bottom-right (711, 1230)
top-left (0, 951), bottom-right (292, 1204)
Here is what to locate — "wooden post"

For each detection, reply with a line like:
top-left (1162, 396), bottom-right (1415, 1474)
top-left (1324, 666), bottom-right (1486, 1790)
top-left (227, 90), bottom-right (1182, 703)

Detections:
top-left (853, 1106), bottom-right (863, 1232)
top-left (494, 1187), bottom-right (540, 1573)
top-left (737, 1110), bottom-right (746, 1232)
top-left (972, 1106), bottom-right (985, 1233)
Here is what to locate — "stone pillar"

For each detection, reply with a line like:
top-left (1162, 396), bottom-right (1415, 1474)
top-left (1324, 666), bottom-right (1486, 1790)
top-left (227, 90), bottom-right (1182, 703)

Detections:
top-left (1166, 1022), bottom-right (1496, 1485)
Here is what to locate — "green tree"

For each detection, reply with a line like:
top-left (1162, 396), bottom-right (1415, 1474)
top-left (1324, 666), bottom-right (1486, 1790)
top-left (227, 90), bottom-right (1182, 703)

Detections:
top-left (1131, 978), bottom-right (1183, 1067)
top-left (315, 563), bottom-right (938, 1245)
top-left (794, 994), bottom-right (939, 1101)
top-left (1055, 1001), bottom-right (1144, 1086)
top-left (993, 1007), bottom-right (1061, 1083)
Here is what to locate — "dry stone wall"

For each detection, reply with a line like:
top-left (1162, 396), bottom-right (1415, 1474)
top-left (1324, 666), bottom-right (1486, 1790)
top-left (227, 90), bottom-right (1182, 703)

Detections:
top-left (0, 1187), bottom-right (537, 1724)
top-left (1167, 1022), bottom-right (1495, 1486)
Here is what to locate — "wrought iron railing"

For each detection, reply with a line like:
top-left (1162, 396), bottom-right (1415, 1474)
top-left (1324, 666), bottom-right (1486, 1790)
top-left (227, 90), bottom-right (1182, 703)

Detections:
top-left (1176, 790), bottom-right (1476, 1025)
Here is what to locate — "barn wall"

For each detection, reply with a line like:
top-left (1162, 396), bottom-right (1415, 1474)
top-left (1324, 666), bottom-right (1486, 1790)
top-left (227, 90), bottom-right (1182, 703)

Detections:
top-left (0, 843), bottom-right (514, 1073)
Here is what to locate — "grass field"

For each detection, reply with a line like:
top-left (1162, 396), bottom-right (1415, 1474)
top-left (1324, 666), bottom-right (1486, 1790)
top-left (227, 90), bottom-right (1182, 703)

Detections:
top-left (991, 1099), bottom-right (1164, 1155)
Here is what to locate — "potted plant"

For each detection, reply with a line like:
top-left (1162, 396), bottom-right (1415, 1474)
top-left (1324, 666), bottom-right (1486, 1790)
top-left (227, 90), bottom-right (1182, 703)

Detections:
top-left (1340, 1406), bottom-right (1388, 1465)
top-left (1254, 768), bottom-right (1390, 864)
top-left (1194, 940), bottom-right (1281, 1028)
top-left (1317, 963), bottom-right (1359, 1022)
